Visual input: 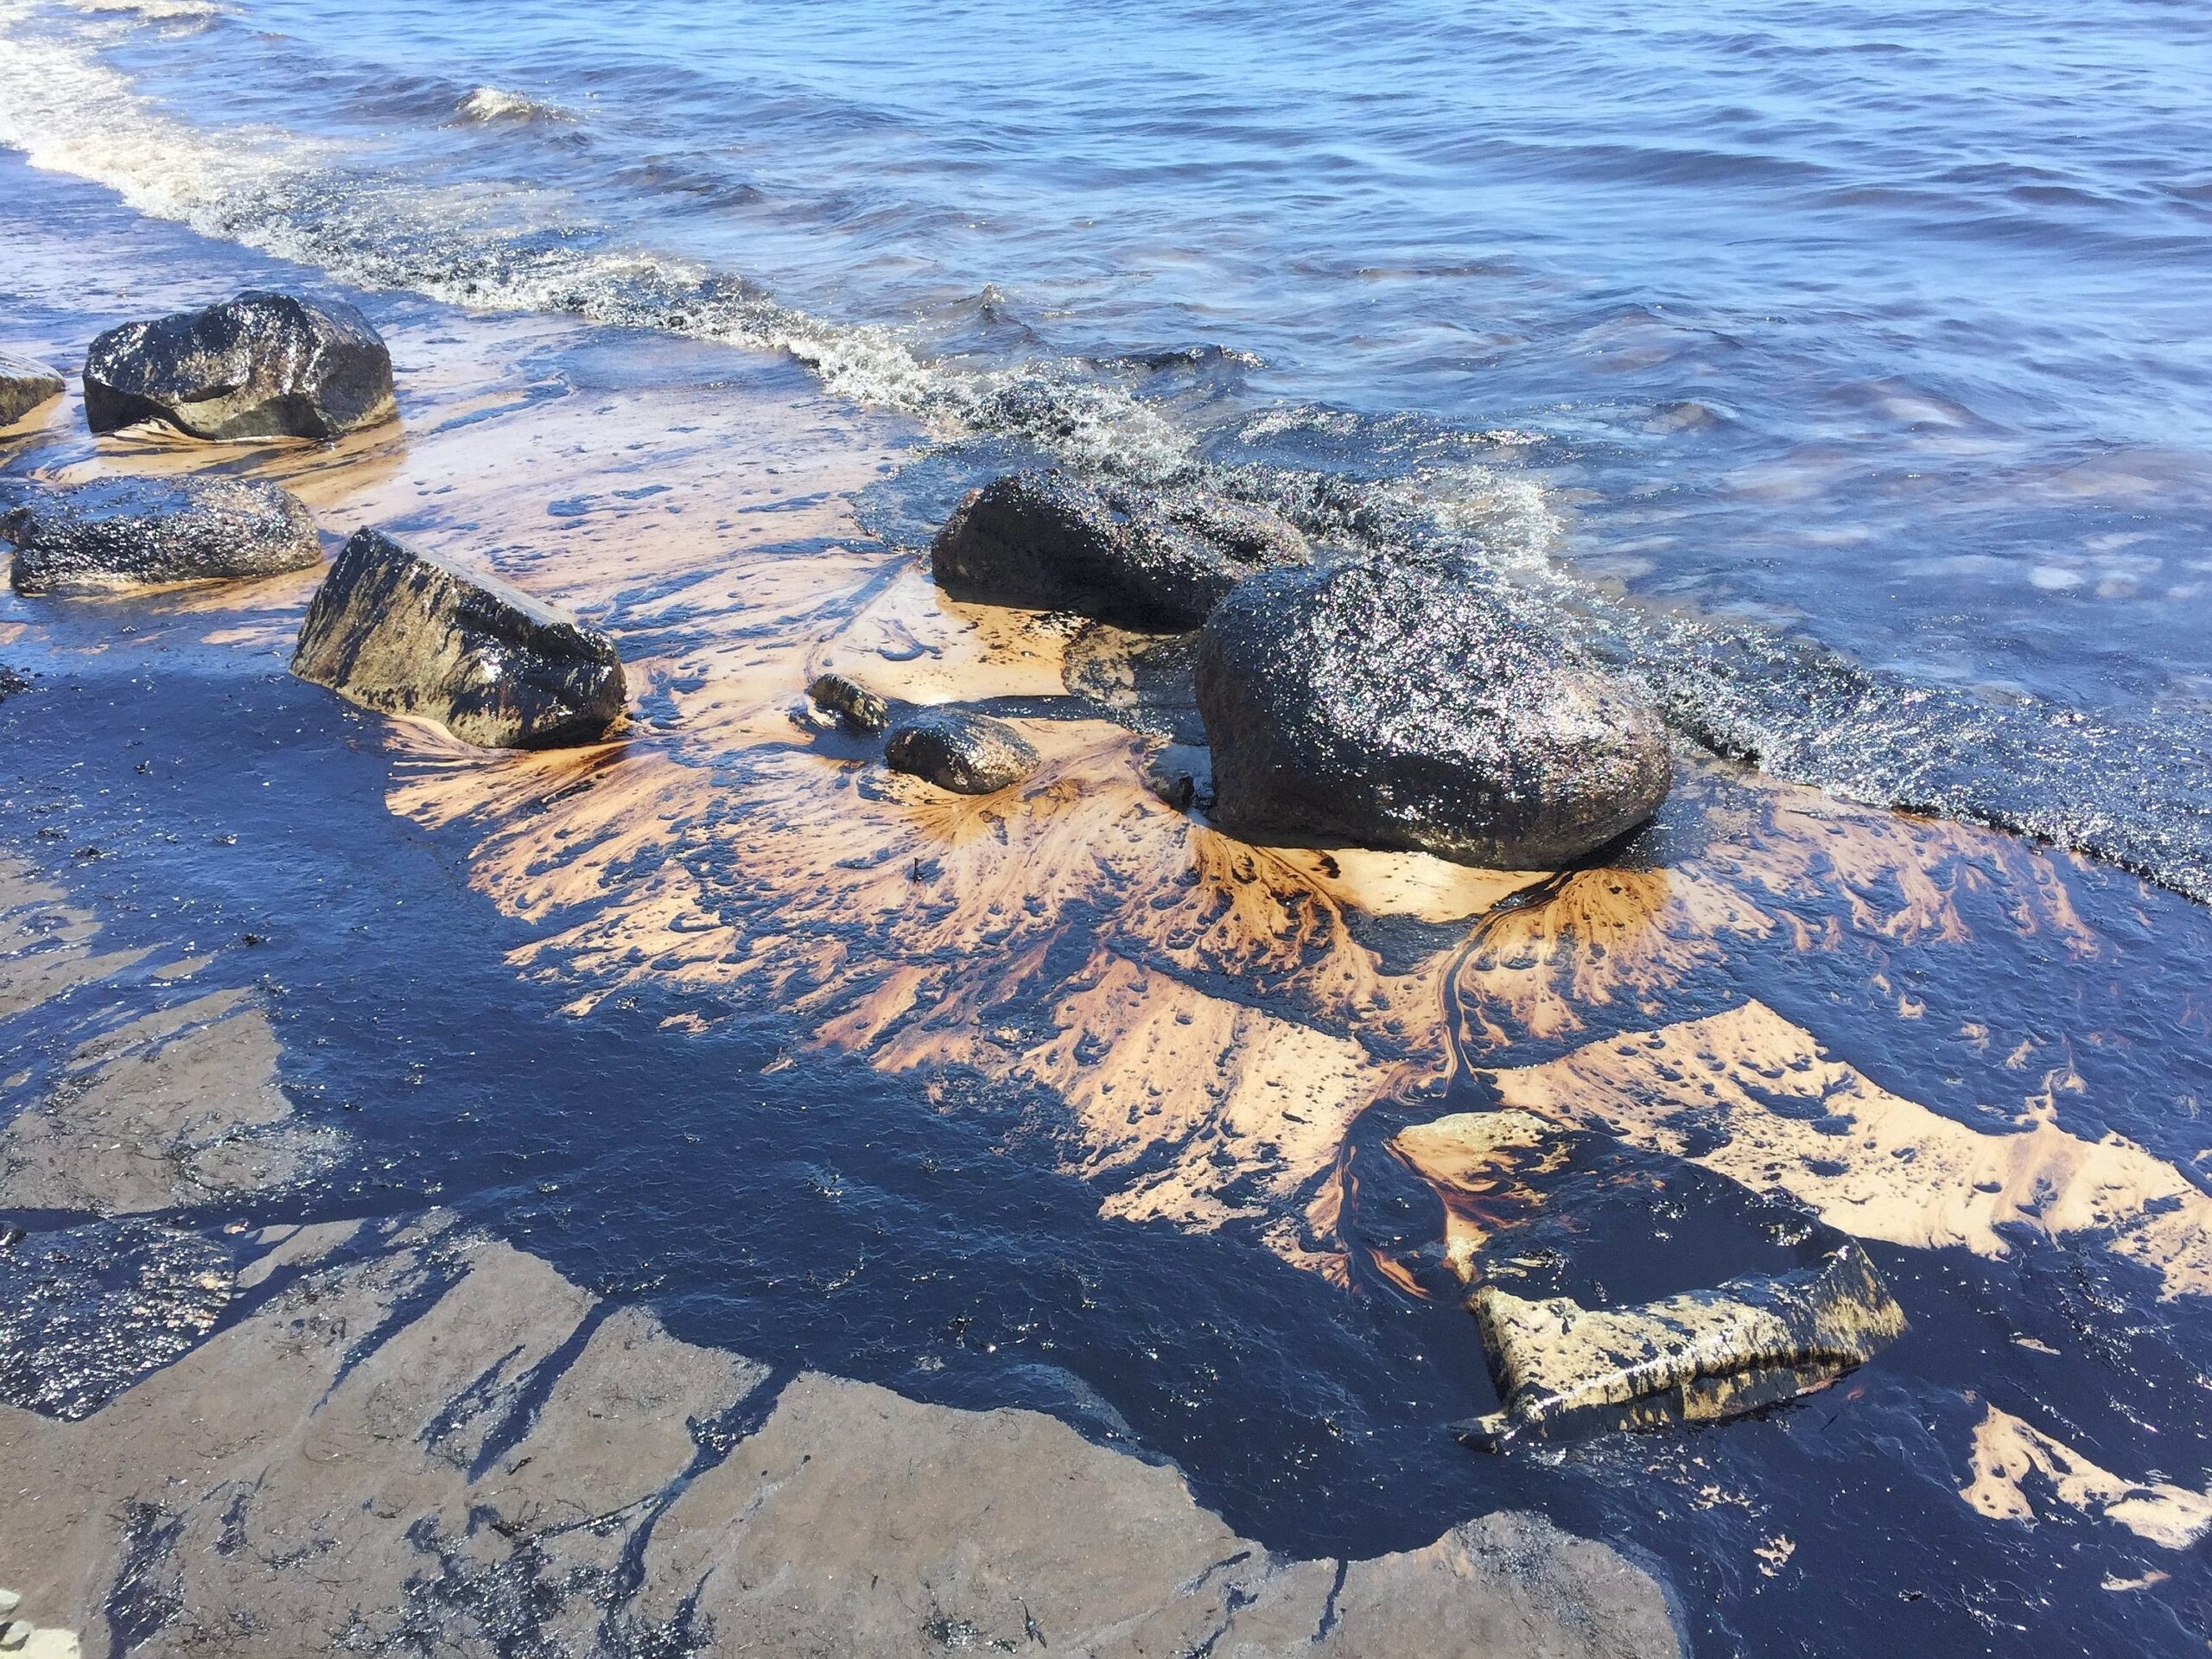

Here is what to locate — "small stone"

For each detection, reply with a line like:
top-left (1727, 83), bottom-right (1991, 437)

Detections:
top-left (84, 291), bottom-right (397, 442)
top-left (3, 475), bottom-right (321, 596)
top-left (0, 353), bottom-right (66, 427)
top-left (290, 528), bottom-right (626, 749)
top-left (0, 1619), bottom-right (29, 1650)
top-left (883, 709), bottom-right (1039, 795)
top-left (0, 1592), bottom-right (17, 1617)
top-left (806, 672), bottom-right (890, 734)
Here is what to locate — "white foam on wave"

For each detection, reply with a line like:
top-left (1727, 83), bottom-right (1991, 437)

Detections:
top-left (0, 0), bottom-right (1195, 478)
top-left (68, 0), bottom-right (223, 20)
top-left (457, 86), bottom-right (569, 124)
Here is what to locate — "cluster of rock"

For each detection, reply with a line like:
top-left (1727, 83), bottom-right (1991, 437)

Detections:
top-left (4, 292), bottom-right (627, 750)
top-left (804, 671), bottom-right (1040, 796)
top-left (881, 463), bottom-right (1672, 863)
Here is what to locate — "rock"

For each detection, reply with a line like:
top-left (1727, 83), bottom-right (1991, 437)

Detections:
top-left (1195, 558), bottom-right (1672, 868)
top-left (82, 291), bottom-right (397, 442)
top-left (3, 475), bottom-right (321, 596)
top-left (290, 528), bottom-right (626, 748)
top-left (805, 671), bottom-right (890, 734)
top-left (930, 469), bottom-right (1308, 631)
top-left (883, 708), bottom-right (1039, 794)
top-left (0, 353), bottom-right (66, 428)
top-left (1459, 1242), bottom-right (1908, 1449)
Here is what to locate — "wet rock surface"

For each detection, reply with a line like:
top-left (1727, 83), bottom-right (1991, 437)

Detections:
top-left (884, 706), bottom-right (1041, 794)
top-left (0, 353), bottom-right (66, 429)
top-left (1196, 558), bottom-right (1673, 867)
top-left (290, 528), bottom-right (626, 748)
top-left (82, 291), bottom-right (396, 442)
top-left (931, 469), bottom-right (1308, 630)
top-left (2, 475), bottom-right (320, 596)
top-left (806, 669), bottom-right (891, 734)
top-left (1464, 1243), bottom-right (1908, 1449)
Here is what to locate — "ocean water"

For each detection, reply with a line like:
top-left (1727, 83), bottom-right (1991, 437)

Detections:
top-left (3, 0), bottom-right (2211, 893)
top-left (8, 4), bottom-right (2212, 1656)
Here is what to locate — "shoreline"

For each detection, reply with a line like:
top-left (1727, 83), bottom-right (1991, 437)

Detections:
top-left (4, 158), bottom-right (2212, 1656)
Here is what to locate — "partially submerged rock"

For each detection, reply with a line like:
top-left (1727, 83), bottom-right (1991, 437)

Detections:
top-left (290, 528), bottom-right (626, 748)
top-left (83, 291), bottom-right (397, 442)
top-left (884, 707), bottom-right (1039, 794)
top-left (806, 671), bottom-right (891, 734)
top-left (1460, 1243), bottom-right (1907, 1449)
top-left (1196, 557), bottom-right (1672, 867)
top-left (3, 475), bottom-right (320, 596)
top-left (0, 352), bottom-right (66, 428)
top-left (931, 469), bottom-right (1308, 631)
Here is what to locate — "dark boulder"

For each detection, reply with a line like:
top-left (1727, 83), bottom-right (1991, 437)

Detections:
top-left (883, 708), bottom-right (1039, 795)
top-left (1195, 558), bottom-right (1671, 868)
top-left (806, 671), bottom-right (891, 735)
top-left (84, 292), bottom-right (397, 442)
top-left (0, 352), bottom-right (66, 428)
top-left (930, 470), bottom-right (1307, 631)
top-left (290, 528), bottom-right (626, 749)
top-left (3, 475), bottom-right (321, 596)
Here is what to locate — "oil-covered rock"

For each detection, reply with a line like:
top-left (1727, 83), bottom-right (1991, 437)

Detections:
top-left (931, 469), bottom-right (1307, 631)
top-left (3, 474), bottom-right (321, 595)
top-left (83, 291), bottom-right (397, 442)
top-left (0, 351), bottom-right (66, 428)
top-left (1195, 557), bottom-right (1671, 868)
top-left (1461, 1242), bottom-right (1908, 1448)
top-left (884, 707), bottom-right (1039, 794)
top-left (290, 527), bottom-right (626, 748)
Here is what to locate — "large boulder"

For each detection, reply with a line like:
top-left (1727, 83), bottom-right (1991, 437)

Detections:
top-left (883, 708), bottom-right (1039, 795)
top-left (930, 470), bottom-right (1307, 631)
top-left (0, 352), bottom-right (66, 427)
top-left (3, 475), bottom-right (321, 596)
top-left (290, 528), bottom-right (626, 748)
top-left (83, 292), bottom-right (397, 442)
top-left (1196, 558), bottom-right (1671, 868)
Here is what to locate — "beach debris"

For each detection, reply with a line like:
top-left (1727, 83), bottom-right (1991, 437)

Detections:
top-left (3, 475), bottom-right (320, 596)
top-left (0, 352), bottom-right (65, 427)
top-left (1196, 556), bottom-right (1671, 867)
top-left (1459, 1242), bottom-right (1907, 1449)
top-left (290, 527), bottom-right (626, 748)
top-left (806, 671), bottom-right (892, 734)
top-left (883, 707), bottom-right (1039, 795)
top-left (83, 290), bottom-right (397, 442)
top-left (931, 468), bottom-right (1307, 631)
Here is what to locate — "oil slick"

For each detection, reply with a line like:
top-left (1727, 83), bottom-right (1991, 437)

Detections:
top-left (1471, 1001), bottom-right (2212, 1300)
top-left (1961, 1404), bottom-right (2212, 1552)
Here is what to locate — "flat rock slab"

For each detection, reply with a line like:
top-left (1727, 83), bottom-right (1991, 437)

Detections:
top-left (3, 475), bottom-right (320, 595)
top-left (0, 353), bottom-right (66, 428)
top-left (1197, 557), bottom-right (1672, 867)
top-left (83, 291), bottom-right (396, 442)
top-left (290, 527), bottom-right (626, 748)
top-left (1465, 1242), bottom-right (1908, 1448)
top-left (931, 469), bottom-right (1308, 631)
top-left (884, 706), bottom-right (1040, 793)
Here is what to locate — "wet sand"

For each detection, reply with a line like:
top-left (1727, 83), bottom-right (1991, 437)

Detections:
top-left (5, 168), bottom-right (2212, 1656)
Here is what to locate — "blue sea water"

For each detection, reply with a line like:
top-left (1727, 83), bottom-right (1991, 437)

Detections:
top-left (2, 0), bottom-right (2211, 891)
